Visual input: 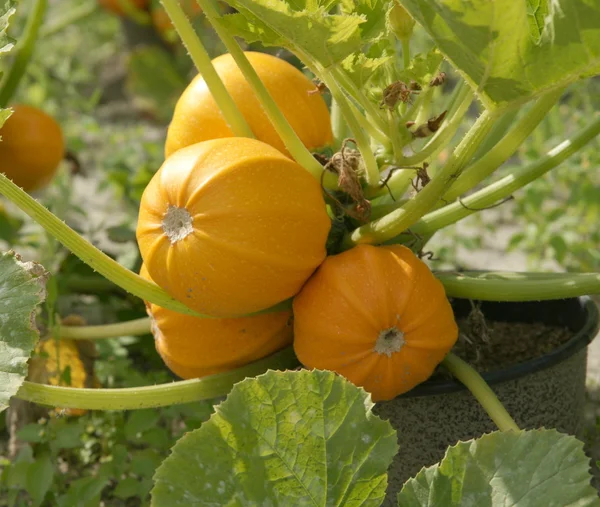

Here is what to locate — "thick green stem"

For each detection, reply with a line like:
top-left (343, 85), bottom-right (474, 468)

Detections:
top-left (442, 353), bottom-right (520, 432)
top-left (319, 69), bottom-right (380, 187)
top-left (60, 318), bottom-right (151, 340)
top-left (40, 2), bottom-right (98, 38)
top-left (343, 108), bottom-right (496, 248)
top-left (444, 87), bottom-right (566, 201)
top-left (195, 0), bottom-right (324, 180)
top-left (0, 173), bottom-right (201, 316)
top-left (401, 39), bottom-right (411, 72)
top-left (437, 271), bottom-right (600, 301)
top-left (331, 98), bottom-right (346, 147)
top-left (0, 0), bottom-right (47, 108)
top-left (161, 0), bottom-right (254, 139)
top-left (16, 347), bottom-right (299, 410)
top-left (410, 115), bottom-right (600, 235)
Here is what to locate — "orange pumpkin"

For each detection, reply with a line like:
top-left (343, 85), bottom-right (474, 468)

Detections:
top-left (136, 137), bottom-right (331, 317)
top-left (140, 265), bottom-right (293, 378)
top-left (98, 0), bottom-right (148, 16)
top-left (165, 51), bottom-right (333, 158)
top-left (293, 244), bottom-right (458, 402)
top-left (0, 105), bottom-right (65, 192)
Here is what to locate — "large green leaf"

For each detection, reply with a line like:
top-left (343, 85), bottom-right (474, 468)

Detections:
top-left (397, 0), bottom-right (600, 110)
top-left (152, 369), bottom-right (398, 506)
top-left (0, 251), bottom-right (48, 413)
top-left (397, 429), bottom-right (600, 506)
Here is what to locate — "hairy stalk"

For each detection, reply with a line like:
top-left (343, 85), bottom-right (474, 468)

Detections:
top-left (0, 0), bottom-right (47, 108)
top-left (348, 101), bottom-right (389, 146)
top-left (343, 108), bottom-right (496, 248)
top-left (195, 0), bottom-right (324, 180)
top-left (437, 271), bottom-right (600, 301)
top-left (442, 353), bottom-right (520, 432)
top-left (444, 86), bottom-right (566, 201)
top-left (40, 2), bottom-right (97, 38)
top-left (331, 99), bottom-right (346, 148)
top-left (161, 0), bottom-right (254, 139)
top-left (59, 318), bottom-right (151, 340)
top-left (16, 347), bottom-right (299, 410)
top-left (409, 115), bottom-right (600, 235)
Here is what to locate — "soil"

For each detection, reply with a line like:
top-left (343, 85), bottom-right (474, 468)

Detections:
top-left (452, 317), bottom-right (573, 372)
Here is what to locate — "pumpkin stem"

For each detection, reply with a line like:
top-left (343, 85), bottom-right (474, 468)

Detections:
top-left (162, 205), bottom-right (194, 244)
top-left (374, 327), bottom-right (405, 357)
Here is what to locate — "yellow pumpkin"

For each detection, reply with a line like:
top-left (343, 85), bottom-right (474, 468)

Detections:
top-left (32, 337), bottom-right (99, 417)
top-left (293, 244), bottom-right (458, 401)
top-left (0, 105), bottom-right (65, 192)
top-left (136, 137), bottom-right (330, 317)
top-left (165, 51), bottom-right (333, 158)
top-left (140, 265), bottom-right (293, 378)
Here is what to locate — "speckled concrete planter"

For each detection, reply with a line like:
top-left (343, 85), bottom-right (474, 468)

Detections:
top-left (374, 296), bottom-right (600, 504)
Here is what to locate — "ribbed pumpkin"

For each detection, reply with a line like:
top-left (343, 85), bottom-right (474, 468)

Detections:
top-left (165, 51), bottom-right (333, 158)
top-left (0, 105), bottom-right (65, 192)
top-left (136, 137), bottom-right (331, 317)
top-left (140, 265), bottom-right (294, 378)
top-left (293, 244), bottom-right (458, 402)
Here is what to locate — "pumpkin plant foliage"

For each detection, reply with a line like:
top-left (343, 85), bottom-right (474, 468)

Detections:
top-left (151, 369), bottom-right (398, 506)
top-left (397, 429), bottom-right (600, 507)
top-left (0, 0), bottom-right (16, 129)
top-left (0, 251), bottom-right (48, 412)
top-left (396, 0), bottom-right (600, 110)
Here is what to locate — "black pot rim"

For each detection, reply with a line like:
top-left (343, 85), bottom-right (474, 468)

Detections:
top-left (397, 296), bottom-right (600, 399)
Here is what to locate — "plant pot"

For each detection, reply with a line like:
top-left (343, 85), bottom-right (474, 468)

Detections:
top-left (374, 296), bottom-right (600, 504)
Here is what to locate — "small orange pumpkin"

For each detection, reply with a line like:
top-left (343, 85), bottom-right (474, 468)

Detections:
top-left (293, 244), bottom-right (458, 402)
top-left (140, 265), bottom-right (293, 378)
top-left (0, 105), bottom-right (65, 192)
top-left (136, 137), bottom-right (330, 317)
top-left (165, 51), bottom-right (333, 158)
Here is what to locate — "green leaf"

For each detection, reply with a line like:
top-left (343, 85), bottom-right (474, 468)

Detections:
top-left (16, 423), bottom-right (45, 443)
top-left (396, 50), bottom-right (444, 87)
top-left (152, 369), bottom-right (398, 506)
top-left (0, 1), bottom-right (16, 128)
top-left (0, 251), bottom-right (48, 413)
top-left (341, 51), bottom-right (393, 91)
top-left (113, 477), bottom-right (142, 500)
top-left (26, 454), bottom-right (54, 505)
top-left (125, 409), bottom-right (161, 441)
top-left (397, 0), bottom-right (600, 109)
top-left (397, 429), bottom-right (600, 506)
top-left (0, 1), bottom-right (15, 59)
top-left (222, 0), bottom-right (366, 67)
